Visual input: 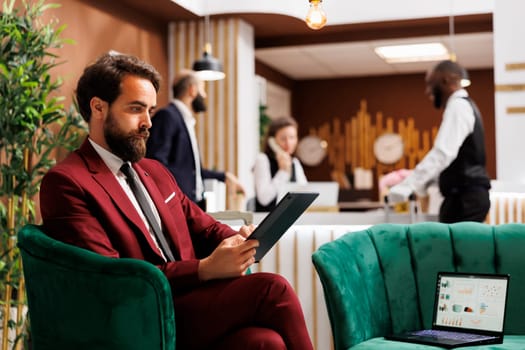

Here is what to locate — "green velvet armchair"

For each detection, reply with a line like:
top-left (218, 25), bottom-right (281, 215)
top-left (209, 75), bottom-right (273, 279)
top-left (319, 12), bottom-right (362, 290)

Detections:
top-left (312, 222), bottom-right (525, 350)
top-left (17, 224), bottom-right (176, 350)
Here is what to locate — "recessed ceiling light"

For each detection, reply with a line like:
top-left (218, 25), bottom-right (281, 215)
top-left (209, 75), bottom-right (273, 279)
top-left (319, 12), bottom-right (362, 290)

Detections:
top-left (374, 43), bottom-right (450, 63)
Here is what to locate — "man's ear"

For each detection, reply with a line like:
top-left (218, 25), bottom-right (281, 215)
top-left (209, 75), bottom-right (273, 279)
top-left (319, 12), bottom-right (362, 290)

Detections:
top-left (442, 72), bottom-right (460, 86)
top-left (188, 83), bottom-right (198, 98)
top-left (90, 97), bottom-right (107, 118)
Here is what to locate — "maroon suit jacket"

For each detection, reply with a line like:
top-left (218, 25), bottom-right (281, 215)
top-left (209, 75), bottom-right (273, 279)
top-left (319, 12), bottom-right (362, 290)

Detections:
top-left (40, 139), bottom-right (236, 294)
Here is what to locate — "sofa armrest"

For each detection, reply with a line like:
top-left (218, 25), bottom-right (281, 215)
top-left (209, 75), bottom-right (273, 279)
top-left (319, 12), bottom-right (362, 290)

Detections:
top-left (312, 229), bottom-right (391, 350)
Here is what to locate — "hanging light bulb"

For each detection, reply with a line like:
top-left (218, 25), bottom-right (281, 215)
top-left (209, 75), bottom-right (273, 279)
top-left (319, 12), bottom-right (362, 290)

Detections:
top-left (460, 66), bottom-right (471, 88)
top-left (448, 13), bottom-right (471, 87)
top-left (192, 15), bottom-right (225, 81)
top-left (305, 0), bottom-right (327, 30)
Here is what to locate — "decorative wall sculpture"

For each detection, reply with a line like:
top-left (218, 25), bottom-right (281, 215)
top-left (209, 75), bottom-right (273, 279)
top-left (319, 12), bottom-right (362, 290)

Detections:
top-left (308, 99), bottom-right (438, 191)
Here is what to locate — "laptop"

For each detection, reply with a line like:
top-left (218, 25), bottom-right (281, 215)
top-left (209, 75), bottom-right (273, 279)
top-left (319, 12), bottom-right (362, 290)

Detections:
top-left (247, 192), bottom-right (318, 262)
top-left (278, 182), bottom-right (338, 208)
top-left (385, 272), bottom-right (510, 348)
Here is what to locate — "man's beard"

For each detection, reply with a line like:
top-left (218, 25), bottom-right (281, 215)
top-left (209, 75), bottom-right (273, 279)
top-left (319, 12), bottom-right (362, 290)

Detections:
top-left (192, 93), bottom-right (207, 113)
top-left (104, 111), bottom-right (149, 163)
top-left (432, 86), bottom-right (443, 109)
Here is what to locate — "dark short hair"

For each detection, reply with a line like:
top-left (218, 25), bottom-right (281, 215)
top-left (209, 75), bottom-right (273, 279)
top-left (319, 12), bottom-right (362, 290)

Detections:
top-left (264, 116), bottom-right (299, 155)
top-left (433, 60), bottom-right (464, 78)
top-left (76, 52), bottom-right (161, 122)
top-left (171, 71), bottom-right (198, 99)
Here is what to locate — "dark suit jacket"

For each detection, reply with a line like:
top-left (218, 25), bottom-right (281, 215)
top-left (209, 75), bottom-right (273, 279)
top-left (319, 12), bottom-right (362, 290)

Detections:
top-left (146, 103), bottom-right (225, 202)
top-left (40, 139), bottom-right (236, 294)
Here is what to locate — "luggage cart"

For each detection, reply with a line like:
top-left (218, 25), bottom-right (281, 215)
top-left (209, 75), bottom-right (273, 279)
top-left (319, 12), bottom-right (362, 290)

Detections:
top-left (384, 194), bottom-right (438, 223)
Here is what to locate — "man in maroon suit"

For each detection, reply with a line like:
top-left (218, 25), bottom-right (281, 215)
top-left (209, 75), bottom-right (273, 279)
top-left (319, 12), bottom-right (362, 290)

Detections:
top-left (40, 52), bottom-right (313, 350)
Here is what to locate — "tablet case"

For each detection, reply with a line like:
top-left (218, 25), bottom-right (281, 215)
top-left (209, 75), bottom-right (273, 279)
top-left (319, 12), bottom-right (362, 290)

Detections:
top-left (248, 192), bottom-right (319, 262)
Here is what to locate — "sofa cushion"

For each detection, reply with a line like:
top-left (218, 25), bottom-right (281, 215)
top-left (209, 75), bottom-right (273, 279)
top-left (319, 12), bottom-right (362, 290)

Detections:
top-left (351, 336), bottom-right (525, 350)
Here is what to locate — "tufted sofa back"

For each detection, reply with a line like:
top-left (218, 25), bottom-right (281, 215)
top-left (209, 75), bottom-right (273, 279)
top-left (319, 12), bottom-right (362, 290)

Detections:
top-left (312, 222), bottom-right (525, 350)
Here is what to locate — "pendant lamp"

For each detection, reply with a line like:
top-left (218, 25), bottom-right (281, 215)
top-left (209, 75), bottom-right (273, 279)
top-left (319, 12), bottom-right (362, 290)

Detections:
top-left (193, 15), bottom-right (225, 81)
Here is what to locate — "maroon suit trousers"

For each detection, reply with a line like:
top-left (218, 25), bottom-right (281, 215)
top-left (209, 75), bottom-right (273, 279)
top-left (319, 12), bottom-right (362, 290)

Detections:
top-left (173, 272), bottom-right (314, 350)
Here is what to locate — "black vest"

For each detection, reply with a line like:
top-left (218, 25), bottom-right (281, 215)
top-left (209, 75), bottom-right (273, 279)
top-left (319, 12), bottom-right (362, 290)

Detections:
top-left (255, 154), bottom-right (297, 212)
top-left (439, 97), bottom-right (491, 196)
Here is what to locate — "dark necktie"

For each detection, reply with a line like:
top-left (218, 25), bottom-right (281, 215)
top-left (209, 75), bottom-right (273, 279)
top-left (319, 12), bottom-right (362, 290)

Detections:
top-left (120, 163), bottom-right (175, 261)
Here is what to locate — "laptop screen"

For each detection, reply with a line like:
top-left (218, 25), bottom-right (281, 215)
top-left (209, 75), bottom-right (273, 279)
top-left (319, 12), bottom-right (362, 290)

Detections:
top-left (433, 272), bottom-right (509, 333)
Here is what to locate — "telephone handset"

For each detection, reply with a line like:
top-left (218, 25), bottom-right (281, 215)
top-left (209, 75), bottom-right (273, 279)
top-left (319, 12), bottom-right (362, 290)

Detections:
top-left (268, 137), bottom-right (287, 157)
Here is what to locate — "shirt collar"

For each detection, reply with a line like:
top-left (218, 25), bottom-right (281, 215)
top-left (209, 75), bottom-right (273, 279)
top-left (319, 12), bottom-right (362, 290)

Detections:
top-left (451, 88), bottom-right (468, 99)
top-left (446, 89), bottom-right (468, 107)
top-left (88, 138), bottom-right (125, 175)
top-left (172, 99), bottom-right (195, 125)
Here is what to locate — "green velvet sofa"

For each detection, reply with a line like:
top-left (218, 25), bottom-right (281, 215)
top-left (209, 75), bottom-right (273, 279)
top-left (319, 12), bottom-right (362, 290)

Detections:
top-left (18, 224), bottom-right (176, 350)
top-left (312, 222), bottom-right (525, 350)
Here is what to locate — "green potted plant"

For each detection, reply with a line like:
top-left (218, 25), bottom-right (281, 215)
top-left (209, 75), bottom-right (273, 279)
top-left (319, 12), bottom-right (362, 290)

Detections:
top-left (259, 104), bottom-right (271, 150)
top-left (0, 0), bottom-right (86, 348)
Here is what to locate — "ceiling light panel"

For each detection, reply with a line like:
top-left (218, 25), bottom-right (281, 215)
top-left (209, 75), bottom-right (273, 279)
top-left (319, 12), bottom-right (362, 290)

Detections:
top-left (374, 42), bottom-right (450, 63)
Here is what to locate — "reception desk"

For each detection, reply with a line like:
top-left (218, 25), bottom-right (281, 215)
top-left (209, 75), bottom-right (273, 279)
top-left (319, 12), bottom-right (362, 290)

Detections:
top-left (253, 209), bottom-right (437, 226)
top-left (486, 188), bottom-right (525, 224)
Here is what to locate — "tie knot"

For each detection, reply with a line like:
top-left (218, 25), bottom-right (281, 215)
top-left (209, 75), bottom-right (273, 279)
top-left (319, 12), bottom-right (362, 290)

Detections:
top-left (120, 163), bottom-right (133, 179)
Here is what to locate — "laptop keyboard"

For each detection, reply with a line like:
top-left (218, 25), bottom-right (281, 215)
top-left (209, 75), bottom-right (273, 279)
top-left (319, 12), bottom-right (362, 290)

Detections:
top-left (410, 329), bottom-right (495, 341)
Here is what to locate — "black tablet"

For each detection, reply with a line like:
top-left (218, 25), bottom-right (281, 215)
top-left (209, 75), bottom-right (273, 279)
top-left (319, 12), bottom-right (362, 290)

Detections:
top-left (247, 192), bottom-right (319, 262)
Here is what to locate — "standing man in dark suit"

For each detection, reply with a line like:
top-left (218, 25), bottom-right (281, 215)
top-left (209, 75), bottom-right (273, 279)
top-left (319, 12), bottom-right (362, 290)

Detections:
top-left (40, 52), bottom-right (314, 350)
top-left (146, 70), bottom-right (244, 209)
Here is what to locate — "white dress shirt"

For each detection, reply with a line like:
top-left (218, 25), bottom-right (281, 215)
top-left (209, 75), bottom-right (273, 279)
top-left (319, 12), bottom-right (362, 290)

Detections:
top-left (253, 152), bottom-right (308, 206)
top-left (392, 89), bottom-right (476, 198)
top-left (173, 99), bottom-right (204, 201)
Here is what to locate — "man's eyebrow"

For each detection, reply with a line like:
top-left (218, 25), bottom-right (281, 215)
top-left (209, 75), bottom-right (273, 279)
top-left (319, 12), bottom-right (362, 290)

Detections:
top-left (128, 100), bottom-right (148, 107)
top-left (128, 100), bottom-right (157, 109)
top-left (127, 100), bottom-right (156, 110)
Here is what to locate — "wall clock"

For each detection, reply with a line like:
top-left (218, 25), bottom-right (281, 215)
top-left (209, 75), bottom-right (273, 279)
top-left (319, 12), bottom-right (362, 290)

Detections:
top-left (373, 133), bottom-right (404, 164)
top-left (296, 135), bottom-right (328, 166)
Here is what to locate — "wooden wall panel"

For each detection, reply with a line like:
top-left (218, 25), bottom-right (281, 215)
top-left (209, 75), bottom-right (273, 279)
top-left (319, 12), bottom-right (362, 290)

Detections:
top-left (48, 0), bottom-right (170, 108)
top-left (169, 19), bottom-right (241, 203)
